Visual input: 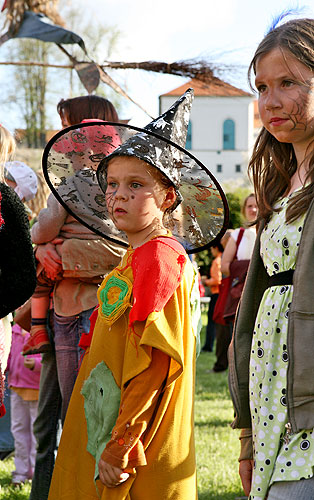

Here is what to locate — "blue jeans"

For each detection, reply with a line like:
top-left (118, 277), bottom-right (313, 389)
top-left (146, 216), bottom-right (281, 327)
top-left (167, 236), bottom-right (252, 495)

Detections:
top-left (203, 294), bottom-right (218, 351)
top-left (267, 476), bottom-right (314, 499)
top-left (53, 310), bottom-right (92, 422)
top-left (29, 308), bottom-right (94, 500)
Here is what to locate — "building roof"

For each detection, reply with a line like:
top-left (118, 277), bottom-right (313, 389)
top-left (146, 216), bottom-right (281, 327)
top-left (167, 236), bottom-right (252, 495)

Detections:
top-left (161, 78), bottom-right (252, 98)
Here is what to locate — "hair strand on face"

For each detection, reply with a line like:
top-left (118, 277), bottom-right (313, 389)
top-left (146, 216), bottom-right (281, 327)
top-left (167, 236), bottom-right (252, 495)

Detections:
top-left (247, 18), bottom-right (314, 224)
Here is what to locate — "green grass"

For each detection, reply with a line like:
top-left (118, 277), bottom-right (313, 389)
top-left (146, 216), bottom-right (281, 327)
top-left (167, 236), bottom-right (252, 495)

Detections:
top-left (0, 318), bottom-right (245, 499)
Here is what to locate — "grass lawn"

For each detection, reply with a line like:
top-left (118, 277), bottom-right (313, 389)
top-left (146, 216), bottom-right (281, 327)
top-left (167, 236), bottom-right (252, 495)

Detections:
top-left (0, 316), bottom-right (246, 499)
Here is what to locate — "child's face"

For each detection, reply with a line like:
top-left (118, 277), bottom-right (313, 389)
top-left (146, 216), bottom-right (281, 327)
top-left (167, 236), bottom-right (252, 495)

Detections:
top-left (106, 156), bottom-right (174, 247)
top-left (256, 47), bottom-right (314, 155)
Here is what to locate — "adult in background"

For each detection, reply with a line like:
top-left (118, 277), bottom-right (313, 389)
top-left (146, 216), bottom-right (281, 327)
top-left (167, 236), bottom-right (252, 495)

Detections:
top-left (221, 193), bottom-right (257, 279)
top-left (211, 229), bottom-right (233, 372)
top-left (221, 193), bottom-right (257, 324)
top-left (29, 95), bottom-right (125, 500)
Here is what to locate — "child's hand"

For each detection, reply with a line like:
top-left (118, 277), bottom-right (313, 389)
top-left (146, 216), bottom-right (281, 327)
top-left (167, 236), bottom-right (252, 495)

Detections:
top-left (23, 357), bottom-right (35, 370)
top-left (98, 458), bottom-right (129, 488)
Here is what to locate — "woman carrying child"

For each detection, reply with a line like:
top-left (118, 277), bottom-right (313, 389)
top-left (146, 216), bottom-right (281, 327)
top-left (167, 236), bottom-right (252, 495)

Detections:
top-left (44, 89), bottom-right (228, 499)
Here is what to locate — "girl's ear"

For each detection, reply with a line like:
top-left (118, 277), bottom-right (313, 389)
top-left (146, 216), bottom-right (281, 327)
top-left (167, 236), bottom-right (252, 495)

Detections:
top-left (162, 186), bottom-right (177, 211)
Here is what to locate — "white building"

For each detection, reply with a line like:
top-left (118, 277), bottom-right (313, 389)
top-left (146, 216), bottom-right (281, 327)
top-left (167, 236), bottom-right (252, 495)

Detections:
top-left (159, 78), bottom-right (258, 182)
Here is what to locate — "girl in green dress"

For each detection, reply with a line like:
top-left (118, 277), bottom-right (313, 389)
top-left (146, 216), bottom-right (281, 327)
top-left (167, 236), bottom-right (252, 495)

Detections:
top-left (228, 16), bottom-right (314, 500)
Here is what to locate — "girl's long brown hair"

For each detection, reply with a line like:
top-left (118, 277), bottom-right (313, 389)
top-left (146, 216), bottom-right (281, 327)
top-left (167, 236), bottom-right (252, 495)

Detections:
top-left (248, 18), bottom-right (314, 224)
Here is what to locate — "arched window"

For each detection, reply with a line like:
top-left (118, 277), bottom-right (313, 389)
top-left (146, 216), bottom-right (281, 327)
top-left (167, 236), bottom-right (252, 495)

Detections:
top-left (185, 121), bottom-right (192, 149)
top-left (223, 119), bottom-right (235, 150)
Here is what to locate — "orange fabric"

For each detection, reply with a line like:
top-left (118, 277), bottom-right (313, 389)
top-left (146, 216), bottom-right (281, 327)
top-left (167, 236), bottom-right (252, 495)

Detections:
top-left (11, 387), bottom-right (39, 401)
top-left (206, 254), bottom-right (222, 294)
top-left (48, 237), bottom-right (198, 500)
top-left (101, 348), bottom-right (170, 469)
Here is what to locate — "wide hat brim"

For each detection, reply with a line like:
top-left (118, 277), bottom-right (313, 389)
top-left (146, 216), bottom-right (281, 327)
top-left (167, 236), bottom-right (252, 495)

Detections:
top-left (42, 121), bottom-right (229, 254)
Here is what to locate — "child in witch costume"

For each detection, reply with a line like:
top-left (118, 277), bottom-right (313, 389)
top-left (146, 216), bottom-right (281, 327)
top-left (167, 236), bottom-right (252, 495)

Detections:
top-left (46, 89), bottom-right (228, 500)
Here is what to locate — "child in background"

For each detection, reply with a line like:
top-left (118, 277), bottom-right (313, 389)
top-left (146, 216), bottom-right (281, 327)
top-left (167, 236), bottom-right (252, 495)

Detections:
top-left (4, 161), bottom-right (38, 206)
top-left (47, 89), bottom-right (228, 499)
top-left (201, 242), bottom-right (224, 352)
top-left (6, 324), bottom-right (41, 486)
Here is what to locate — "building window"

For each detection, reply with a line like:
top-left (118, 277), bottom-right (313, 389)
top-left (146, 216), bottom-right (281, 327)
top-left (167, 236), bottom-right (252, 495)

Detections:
top-left (223, 119), bottom-right (235, 150)
top-left (217, 164), bottom-right (222, 173)
top-left (185, 121), bottom-right (192, 149)
top-left (235, 164), bottom-right (241, 173)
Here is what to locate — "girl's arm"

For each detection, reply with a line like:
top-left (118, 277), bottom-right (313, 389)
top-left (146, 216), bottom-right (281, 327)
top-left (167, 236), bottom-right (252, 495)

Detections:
top-left (98, 348), bottom-right (170, 484)
top-left (221, 236), bottom-right (237, 276)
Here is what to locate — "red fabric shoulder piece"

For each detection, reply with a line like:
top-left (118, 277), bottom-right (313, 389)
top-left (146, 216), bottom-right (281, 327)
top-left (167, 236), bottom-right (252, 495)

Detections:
top-left (129, 238), bottom-right (187, 326)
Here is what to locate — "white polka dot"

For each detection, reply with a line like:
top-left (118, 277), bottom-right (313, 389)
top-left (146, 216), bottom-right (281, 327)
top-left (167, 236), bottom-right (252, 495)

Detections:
top-left (255, 475), bottom-right (262, 484)
top-left (258, 430), bottom-right (265, 439)
top-left (277, 455), bottom-right (285, 463)
top-left (296, 457), bottom-right (306, 466)
top-left (257, 452), bottom-right (265, 461)
top-left (280, 369), bottom-right (286, 377)
top-left (262, 386), bottom-right (269, 394)
top-left (273, 425), bottom-right (280, 433)
top-left (291, 471), bottom-right (299, 478)
top-left (277, 413), bottom-right (285, 422)
top-left (263, 320), bottom-right (269, 328)
top-left (260, 406), bottom-right (269, 416)
top-left (276, 381), bottom-right (282, 389)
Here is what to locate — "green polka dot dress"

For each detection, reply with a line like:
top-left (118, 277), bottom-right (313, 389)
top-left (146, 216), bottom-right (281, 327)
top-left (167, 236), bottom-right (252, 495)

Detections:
top-left (249, 194), bottom-right (312, 500)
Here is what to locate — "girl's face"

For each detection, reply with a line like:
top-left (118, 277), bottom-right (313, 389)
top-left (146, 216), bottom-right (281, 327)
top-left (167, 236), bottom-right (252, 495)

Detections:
top-left (244, 195), bottom-right (257, 222)
top-left (255, 47), bottom-right (314, 155)
top-left (105, 156), bottom-right (176, 248)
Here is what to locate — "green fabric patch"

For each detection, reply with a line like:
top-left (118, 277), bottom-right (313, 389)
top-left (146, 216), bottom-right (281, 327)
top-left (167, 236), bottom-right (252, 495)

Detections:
top-left (99, 275), bottom-right (129, 318)
top-left (81, 361), bottom-right (121, 481)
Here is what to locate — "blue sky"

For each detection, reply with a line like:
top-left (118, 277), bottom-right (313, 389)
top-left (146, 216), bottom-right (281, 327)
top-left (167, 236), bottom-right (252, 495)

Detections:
top-left (80, 0), bottom-right (314, 125)
top-left (1, 0), bottom-right (314, 130)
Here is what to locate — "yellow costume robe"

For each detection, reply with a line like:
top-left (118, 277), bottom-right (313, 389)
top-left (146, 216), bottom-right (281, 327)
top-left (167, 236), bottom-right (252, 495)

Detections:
top-left (48, 236), bottom-right (199, 500)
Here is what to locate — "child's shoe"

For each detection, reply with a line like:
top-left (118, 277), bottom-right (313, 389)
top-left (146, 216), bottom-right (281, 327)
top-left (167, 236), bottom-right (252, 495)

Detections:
top-left (22, 325), bottom-right (51, 355)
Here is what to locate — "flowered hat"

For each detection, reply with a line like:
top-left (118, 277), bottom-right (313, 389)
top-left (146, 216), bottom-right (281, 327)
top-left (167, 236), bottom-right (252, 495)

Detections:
top-left (42, 90), bottom-right (229, 253)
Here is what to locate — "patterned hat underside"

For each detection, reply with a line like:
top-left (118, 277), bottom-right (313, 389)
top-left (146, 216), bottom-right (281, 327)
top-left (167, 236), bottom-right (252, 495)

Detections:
top-left (44, 123), bottom-right (227, 253)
